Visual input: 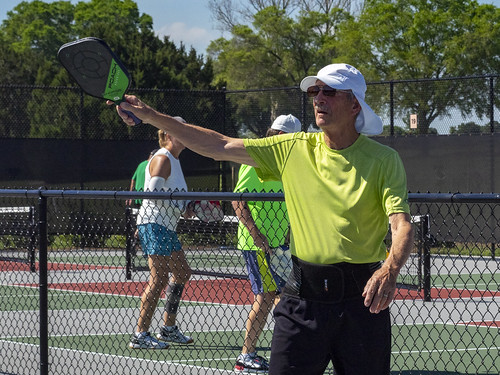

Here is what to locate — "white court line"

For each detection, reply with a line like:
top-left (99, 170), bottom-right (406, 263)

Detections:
top-left (2, 337), bottom-right (497, 364)
top-left (2, 327), bottom-right (244, 340)
top-left (0, 339), bottom-right (238, 374)
top-left (393, 346), bottom-right (499, 355)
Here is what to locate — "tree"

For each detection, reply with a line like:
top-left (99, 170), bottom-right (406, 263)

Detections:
top-left (208, 0), bottom-right (360, 32)
top-left (0, 1), bottom-right (75, 86)
top-left (208, 2), bottom-right (354, 89)
top-left (0, 0), bottom-right (216, 140)
top-left (207, 4), bottom-right (353, 134)
top-left (0, 0), bottom-right (215, 89)
top-left (335, 0), bottom-right (500, 134)
top-left (450, 121), bottom-right (500, 134)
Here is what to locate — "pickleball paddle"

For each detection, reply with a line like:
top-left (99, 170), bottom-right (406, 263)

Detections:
top-left (57, 37), bottom-right (141, 124)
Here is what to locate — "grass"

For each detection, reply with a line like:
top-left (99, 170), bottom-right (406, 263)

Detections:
top-left (429, 243), bottom-right (499, 257)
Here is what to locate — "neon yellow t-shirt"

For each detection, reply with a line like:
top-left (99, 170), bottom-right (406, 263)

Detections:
top-left (244, 132), bottom-right (409, 264)
top-left (233, 164), bottom-right (289, 250)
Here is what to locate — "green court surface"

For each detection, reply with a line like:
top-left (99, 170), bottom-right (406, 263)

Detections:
top-left (1, 254), bottom-right (498, 374)
top-left (3, 330), bottom-right (259, 370)
top-left (1, 322), bottom-right (497, 374)
top-left (432, 272), bottom-right (500, 291)
top-left (0, 285), bottom-right (139, 311)
top-left (392, 324), bottom-right (498, 374)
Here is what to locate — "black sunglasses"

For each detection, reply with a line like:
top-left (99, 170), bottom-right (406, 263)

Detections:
top-left (306, 85), bottom-right (351, 98)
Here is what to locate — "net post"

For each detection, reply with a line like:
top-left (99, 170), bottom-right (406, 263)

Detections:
top-left (38, 195), bottom-right (49, 375)
top-left (421, 214), bottom-right (432, 302)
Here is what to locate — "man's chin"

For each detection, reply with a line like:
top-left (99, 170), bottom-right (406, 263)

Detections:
top-left (315, 118), bottom-right (327, 128)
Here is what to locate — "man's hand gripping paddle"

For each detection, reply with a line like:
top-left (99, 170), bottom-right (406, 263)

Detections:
top-left (58, 37), bottom-right (141, 124)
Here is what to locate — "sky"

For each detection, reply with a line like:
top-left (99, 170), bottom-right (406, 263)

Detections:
top-left (1, 0), bottom-right (500, 56)
top-left (0, 0), bottom-right (224, 55)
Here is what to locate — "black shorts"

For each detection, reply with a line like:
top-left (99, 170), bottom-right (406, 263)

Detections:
top-left (269, 258), bottom-right (391, 375)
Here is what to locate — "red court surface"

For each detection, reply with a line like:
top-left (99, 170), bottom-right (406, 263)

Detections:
top-left (11, 279), bottom-right (499, 306)
top-left (4, 259), bottom-right (498, 304)
top-left (395, 287), bottom-right (500, 300)
top-left (15, 279), bottom-right (254, 305)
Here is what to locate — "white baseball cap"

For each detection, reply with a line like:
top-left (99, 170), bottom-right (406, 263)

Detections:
top-left (271, 114), bottom-right (302, 133)
top-left (299, 64), bottom-right (383, 135)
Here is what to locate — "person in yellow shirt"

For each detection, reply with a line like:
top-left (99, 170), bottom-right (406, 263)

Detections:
top-left (232, 114), bottom-right (301, 373)
top-left (112, 63), bottom-right (414, 375)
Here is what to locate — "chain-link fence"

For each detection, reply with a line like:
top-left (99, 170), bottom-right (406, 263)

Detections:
top-left (1, 75), bottom-right (498, 140)
top-left (0, 189), bottom-right (498, 374)
top-left (1, 76), bottom-right (499, 192)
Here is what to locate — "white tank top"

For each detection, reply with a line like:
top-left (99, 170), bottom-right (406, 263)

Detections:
top-left (137, 148), bottom-right (188, 230)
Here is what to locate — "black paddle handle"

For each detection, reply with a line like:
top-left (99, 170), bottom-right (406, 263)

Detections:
top-left (116, 100), bottom-right (142, 125)
top-left (122, 109), bottom-right (142, 125)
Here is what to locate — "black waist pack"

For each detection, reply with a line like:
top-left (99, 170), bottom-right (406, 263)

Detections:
top-left (283, 256), bottom-right (381, 303)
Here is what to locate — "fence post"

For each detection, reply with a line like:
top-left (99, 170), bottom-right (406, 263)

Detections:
top-left (220, 88), bottom-right (227, 191)
top-left (489, 76), bottom-right (495, 133)
top-left (28, 205), bottom-right (36, 272)
top-left (125, 207), bottom-right (133, 280)
top-left (301, 90), bottom-right (308, 131)
top-left (421, 215), bottom-right (432, 302)
top-left (38, 194), bottom-right (49, 375)
top-left (390, 81), bottom-right (394, 136)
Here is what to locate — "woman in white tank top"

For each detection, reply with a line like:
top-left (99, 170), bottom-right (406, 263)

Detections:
top-left (129, 119), bottom-right (195, 349)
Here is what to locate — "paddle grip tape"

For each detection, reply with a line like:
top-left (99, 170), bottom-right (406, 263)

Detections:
top-left (164, 283), bottom-right (184, 314)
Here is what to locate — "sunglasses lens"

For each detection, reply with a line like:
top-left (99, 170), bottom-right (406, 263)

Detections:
top-left (306, 86), bottom-right (337, 97)
top-left (306, 86), bottom-right (320, 97)
top-left (322, 88), bottom-right (337, 96)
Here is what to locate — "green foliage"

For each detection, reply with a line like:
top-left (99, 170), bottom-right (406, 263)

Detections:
top-left (208, 1), bottom-right (500, 135)
top-left (335, 0), bottom-right (500, 134)
top-left (450, 121), bottom-right (500, 134)
top-left (430, 242), bottom-right (500, 257)
top-left (0, 235), bottom-right (18, 249)
top-left (207, 5), bottom-right (352, 136)
top-left (2, 1), bottom-right (75, 60)
top-left (208, 6), bottom-right (351, 89)
top-left (0, 0), bottom-right (216, 140)
top-left (1, 0), bottom-right (499, 139)
top-left (0, 0), bottom-right (214, 89)
top-left (46, 234), bottom-right (126, 249)
top-left (381, 125), bottom-right (410, 136)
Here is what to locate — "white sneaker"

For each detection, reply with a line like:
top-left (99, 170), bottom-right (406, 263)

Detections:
top-left (157, 325), bottom-right (194, 345)
top-left (129, 332), bottom-right (169, 349)
top-left (234, 352), bottom-right (269, 373)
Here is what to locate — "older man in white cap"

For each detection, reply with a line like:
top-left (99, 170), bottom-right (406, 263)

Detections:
top-left (113, 63), bottom-right (414, 375)
top-left (231, 114), bottom-right (301, 373)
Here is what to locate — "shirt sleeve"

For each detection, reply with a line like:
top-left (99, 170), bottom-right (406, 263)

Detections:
top-left (243, 133), bottom-right (297, 181)
top-left (381, 152), bottom-right (410, 216)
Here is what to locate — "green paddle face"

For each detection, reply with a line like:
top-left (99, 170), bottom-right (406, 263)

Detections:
top-left (58, 37), bottom-right (141, 123)
top-left (104, 58), bottom-right (131, 103)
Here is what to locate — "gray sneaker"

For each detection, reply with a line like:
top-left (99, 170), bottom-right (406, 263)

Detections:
top-left (234, 352), bottom-right (269, 373)
top-left (129, 332), bottom-right (169, 349)
top-left (157, 325), bottom-right (194, 345)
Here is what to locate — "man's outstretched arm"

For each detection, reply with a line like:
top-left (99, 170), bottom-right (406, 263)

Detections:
top-left (113, 95), bottom-right (257, 167)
